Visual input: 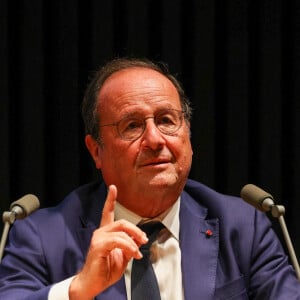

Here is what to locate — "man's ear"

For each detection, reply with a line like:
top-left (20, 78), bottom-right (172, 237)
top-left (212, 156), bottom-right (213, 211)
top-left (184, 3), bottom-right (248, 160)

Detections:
top-left (85, 135), bottom-right (103, 169)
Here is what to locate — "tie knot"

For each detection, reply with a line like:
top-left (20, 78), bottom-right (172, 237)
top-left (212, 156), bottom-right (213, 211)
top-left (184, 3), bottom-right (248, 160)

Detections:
top-left (139, 221), bottom-right (164, 235)
top-left (138, 221), bottom-right (164, 252)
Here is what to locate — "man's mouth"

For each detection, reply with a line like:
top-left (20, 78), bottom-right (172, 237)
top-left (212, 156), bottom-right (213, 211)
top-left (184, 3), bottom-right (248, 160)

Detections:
top-left (140, 158), bottom-right (171, 167)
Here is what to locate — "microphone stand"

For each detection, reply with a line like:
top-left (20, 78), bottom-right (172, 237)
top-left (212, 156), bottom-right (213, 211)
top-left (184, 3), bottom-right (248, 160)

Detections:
top-left (269, 204), bottom-right (300, 281)
top-left (0, 211), bottom-right (18, 263)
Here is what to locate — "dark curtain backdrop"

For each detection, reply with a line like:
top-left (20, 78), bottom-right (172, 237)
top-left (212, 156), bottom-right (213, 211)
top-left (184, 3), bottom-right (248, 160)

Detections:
top-left (1, 0), bottom-right (300, 258)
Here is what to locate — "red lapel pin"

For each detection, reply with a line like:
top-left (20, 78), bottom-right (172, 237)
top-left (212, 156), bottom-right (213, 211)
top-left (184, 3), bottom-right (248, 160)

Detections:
top-left (205, 229), bottom-right (213, 237)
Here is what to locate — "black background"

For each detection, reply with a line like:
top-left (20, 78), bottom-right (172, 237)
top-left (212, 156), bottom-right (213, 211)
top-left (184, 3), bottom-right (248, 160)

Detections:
top-left (1, 0), bottom-right (300, 259)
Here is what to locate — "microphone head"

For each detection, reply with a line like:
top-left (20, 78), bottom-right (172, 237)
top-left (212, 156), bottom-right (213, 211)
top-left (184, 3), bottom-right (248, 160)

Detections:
top-left (240, 184), bottom-right (274, 212)
top-left (9, 194), bottom-right (40, 219)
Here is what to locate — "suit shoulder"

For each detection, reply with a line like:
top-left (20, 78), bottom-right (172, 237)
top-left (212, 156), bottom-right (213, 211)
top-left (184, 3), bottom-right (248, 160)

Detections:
top-left (18, 181), bottom-right (105, 228)
top-left (183, 179), bottom-right (256, 219)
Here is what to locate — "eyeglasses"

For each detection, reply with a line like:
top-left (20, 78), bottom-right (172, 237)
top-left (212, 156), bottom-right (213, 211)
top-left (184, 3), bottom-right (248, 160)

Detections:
top-left (99, 108), bottom-right (185, 141)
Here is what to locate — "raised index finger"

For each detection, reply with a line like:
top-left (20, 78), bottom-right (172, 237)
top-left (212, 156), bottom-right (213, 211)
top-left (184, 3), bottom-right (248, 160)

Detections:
top-left (100, 184), bottom-right (117, 227)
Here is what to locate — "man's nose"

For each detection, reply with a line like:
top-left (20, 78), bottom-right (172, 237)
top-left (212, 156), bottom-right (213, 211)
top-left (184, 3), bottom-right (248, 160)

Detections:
top-left (140, 119), bottom-right (165, 149)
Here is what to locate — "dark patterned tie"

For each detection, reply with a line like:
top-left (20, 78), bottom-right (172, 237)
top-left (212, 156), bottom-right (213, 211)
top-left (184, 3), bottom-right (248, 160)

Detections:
top-left (131, 221), bottom-right (164, 300)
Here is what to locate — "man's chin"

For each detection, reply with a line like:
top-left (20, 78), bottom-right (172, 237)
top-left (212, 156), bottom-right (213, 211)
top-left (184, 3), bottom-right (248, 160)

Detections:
top-left (141, 173), bottom-right (179, 189)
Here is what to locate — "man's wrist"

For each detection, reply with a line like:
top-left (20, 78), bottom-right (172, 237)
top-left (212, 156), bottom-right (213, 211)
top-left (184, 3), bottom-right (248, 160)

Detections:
top-left (69, 274), bottom-right (98, 300)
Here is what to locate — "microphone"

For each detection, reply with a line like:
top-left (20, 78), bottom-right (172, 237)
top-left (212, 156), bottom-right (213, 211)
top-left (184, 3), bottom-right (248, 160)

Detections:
top-left (240, 184), bottom-right (275, 213)
top-left (8, 194), bottom-right (40, 220)
top-left (0, 194), bottom-right (40, 263)
top-left (240, 184), bottom-right (300, 281)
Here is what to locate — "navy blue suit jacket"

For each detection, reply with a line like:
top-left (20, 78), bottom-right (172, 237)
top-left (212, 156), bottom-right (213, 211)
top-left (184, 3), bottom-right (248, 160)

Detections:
top-left (0, 179), bottom-right (300, 299)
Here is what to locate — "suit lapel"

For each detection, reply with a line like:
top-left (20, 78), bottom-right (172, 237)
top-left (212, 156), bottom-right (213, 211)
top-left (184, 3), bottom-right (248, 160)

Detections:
top-left (76, 183), bottom-right (107, 257)
top-left (180, 191), bottom-right (219, 300)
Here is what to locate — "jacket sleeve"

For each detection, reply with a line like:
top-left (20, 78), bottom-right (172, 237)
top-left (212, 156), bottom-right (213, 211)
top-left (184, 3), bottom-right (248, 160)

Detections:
top-left (0, 217), bottom-right (54, 300)
top-left (248, 210), bottom-right (300, 299)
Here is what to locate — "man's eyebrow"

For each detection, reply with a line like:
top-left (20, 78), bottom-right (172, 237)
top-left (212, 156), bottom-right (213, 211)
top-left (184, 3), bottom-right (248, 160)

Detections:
top-left (119, 106), bottom-right (179, 119)
top-left (119, 111), bottom-right (143, 119)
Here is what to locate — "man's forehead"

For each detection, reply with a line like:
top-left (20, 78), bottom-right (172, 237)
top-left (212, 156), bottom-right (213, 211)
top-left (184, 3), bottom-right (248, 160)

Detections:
top-left (97, 76), bottom-right (181, 125)
top-left (98, 67), bottom-right (178, 104)
top-left (102, 67), bottom-right (173, 90)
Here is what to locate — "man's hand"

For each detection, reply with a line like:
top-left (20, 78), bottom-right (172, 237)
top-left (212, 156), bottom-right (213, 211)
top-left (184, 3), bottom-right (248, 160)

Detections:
top-left (69, 185), bottom-right (148, 299)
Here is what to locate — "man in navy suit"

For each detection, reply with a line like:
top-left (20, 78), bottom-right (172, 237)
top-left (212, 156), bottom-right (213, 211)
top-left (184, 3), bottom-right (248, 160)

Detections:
top-left (0, 58), bottom-right (300, 299)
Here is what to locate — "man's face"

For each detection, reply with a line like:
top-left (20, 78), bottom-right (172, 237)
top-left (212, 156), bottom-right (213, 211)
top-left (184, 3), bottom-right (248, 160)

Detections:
top-left (87, 67), bottom-right (193, 216)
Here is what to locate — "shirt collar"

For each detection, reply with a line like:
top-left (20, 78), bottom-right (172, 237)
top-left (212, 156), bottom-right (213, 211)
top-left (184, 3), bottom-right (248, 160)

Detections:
top-left (114, 197), bottom-right (181, 240)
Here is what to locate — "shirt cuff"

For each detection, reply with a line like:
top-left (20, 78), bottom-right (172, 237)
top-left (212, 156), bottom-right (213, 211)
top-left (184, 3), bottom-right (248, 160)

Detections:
top-left (48, 276), bottom-right (75, 300)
